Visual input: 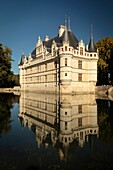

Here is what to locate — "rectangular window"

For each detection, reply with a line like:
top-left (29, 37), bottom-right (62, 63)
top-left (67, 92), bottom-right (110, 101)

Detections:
top-left (39, 66), bottom-right (40, 72)
top-left (65, 122), bottom-right (67, 130)
top-left (78, 60), bottom-right (82, 69)
top-left (78, 118), bottom-right (82, 127)
top-left (54, 62), bottom-right (57, 69)
top-left (65, 137), bottom-right (67, 142)
top-left (45, 64), bottom-right (47, 71)
top-left (45, 114), bottom-right (47, 121)
top-left (65, 46), bottom-right (67, 51)
top-left (45, 75), bottom-right (47, 82)
top-left (37, 102), bottom-right (39, 108)
top-left (45, 103), bottom-right (47, 110)
top-left (37, 66), bottom-right (39, 72)
top-left (80, 132), bottom-right (83, 140)
top-left (65, 73), bottom-right (67, 76)
top-left (78, 105), bottom-right (82, 113)
top-left (65, 58), bottom-right (67, 66)
top-left (80, 47), bottom-right (83, 55)
top-left (40, 76), bottom-right (41, 83)
top-left (54, 74), bottom-right (57, 81)
top-left (37, 76), bottom-right (39, 82)
top-left (39, 66), bottom-right (41, 72)
top-left (78, 73), bottom-right (82, 81)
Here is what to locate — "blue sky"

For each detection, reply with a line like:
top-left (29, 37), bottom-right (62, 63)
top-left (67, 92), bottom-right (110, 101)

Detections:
top-left (0, 0), bottom-right (113, 74)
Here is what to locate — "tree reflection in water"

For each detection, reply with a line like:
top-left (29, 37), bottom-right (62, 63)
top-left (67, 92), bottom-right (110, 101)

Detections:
top-left (97, 99), bottom-right (113, 143)
top-left (0, 93), bottom-right (19, 136)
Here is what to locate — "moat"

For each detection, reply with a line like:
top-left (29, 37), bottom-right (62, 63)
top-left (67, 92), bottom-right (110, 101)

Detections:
top-left (0, 92), bottom-right (113, 170)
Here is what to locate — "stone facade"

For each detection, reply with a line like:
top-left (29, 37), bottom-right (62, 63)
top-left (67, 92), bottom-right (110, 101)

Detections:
top-left (19, 20), bottom-right (98, 94)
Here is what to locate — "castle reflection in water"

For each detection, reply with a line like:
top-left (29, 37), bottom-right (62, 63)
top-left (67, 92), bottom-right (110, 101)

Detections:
top-left (18, 92), bottom-right (98, 160)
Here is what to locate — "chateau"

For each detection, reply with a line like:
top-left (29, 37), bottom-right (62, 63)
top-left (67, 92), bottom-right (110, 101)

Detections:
top-left (19, 19), bottom-right (98, 94)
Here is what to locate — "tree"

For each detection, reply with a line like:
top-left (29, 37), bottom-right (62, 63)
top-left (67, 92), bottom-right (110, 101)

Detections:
top-left (0, 43), bottom-right (13, 87)
top-left (96, 37), bottom-right (113, 85)
top-left (11, 74), bottom-right (20, 86)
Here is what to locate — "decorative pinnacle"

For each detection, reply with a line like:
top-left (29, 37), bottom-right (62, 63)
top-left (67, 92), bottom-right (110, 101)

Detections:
top-left (91, 24), bottom-right (93, 39)
top-left (65, 15), bottom-right (67, 29)
top-left (22, 50), bottom-right (24, 56)
top-left (68, 17), bottom-right (71, 31)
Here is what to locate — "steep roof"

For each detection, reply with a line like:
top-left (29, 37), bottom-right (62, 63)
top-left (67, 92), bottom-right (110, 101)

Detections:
top-left (43, 35), bottom-right (63, 48)
top-left (88, 32), bottom-right (97, 52)
top-left (31, 48), bottom-right (36, 59)
top-left (19, 51), bottom-right (25, 66)
top-left (43, 29), bottom-right (79, 49)
top-left (68, 30), bottom-right (79, 48)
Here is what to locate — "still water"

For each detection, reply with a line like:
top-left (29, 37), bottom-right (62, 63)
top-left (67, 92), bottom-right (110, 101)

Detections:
top-left (0, 92), bottom-right (113, 170)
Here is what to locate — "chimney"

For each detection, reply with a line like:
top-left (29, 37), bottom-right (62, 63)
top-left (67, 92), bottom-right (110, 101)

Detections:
top-left (86, 44), bottom-right (88, 51)
top-left (59, 25), bottom-right (65, 37)
top-left (45, 36), bottom-right (49, 41)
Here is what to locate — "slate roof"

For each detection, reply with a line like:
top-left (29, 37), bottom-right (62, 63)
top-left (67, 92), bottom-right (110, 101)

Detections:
top-left (29, 29), bottom-right (79, 60)
top-left (19, 26), bottom-right (80, 65)
top-left (88, 35), bottom-right (97, 52)
top-left (68, 30), bottom-right (79, 48)
top-left (19, 26), bottom-right (97, 66)
top-left (19, 51), bottom-right (25, 65)
top-left (43, 29), bottom-right (79, 49)
top-left (31, 49), bottom-right (36, 59)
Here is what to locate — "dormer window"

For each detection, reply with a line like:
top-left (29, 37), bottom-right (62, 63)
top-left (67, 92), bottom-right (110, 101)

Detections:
top-left (80, 47), bottom-right (83, 55)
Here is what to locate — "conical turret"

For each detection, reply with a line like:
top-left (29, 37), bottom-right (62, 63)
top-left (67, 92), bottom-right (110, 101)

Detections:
top-left (68, 17), bottom-right (71, 32)
top-left (63, 17), bottom-right (69, 42)
top-left (88, 25), bottom-right (96, 52)
top-left (19, 50), bottom-right (25, 65)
